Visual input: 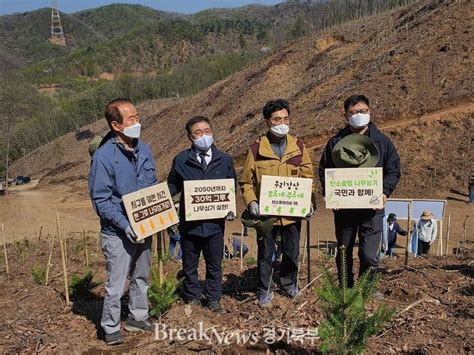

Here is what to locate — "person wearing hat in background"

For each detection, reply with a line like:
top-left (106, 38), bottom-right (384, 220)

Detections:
top-left (167, 116), bottom-right (236, 313)
top-left (240, 99), bottom-right (316, 307)
top-left (413, 210), bottom-right (438, 256)
top-left (385, 213), bottom-right (407, 257)
top-left (318, 94), bottom-right (401, 291)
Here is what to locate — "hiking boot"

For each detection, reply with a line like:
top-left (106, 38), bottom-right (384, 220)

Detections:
top-left (206, 300), bottom-right (225, 314)
top-left (185, 297), bottom-right (203, 306)
top-left (124, 318), bottom-right (155, 332)
top-left (285, 285), bottom-right (299, 299)
top-left (258, 291), bottom-right (274, 308)
top-left (105, 331), bottom-right (124, 345)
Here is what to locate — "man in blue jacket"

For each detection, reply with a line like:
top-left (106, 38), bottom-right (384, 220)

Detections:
top-left (319, 95), bottom-right (401, 290)
top-left (168, 116), bottom-right (236, 313)
top-left (385, 213), bottom-right (408, 257)
top-left (89, 98), bottom-right (157, 345)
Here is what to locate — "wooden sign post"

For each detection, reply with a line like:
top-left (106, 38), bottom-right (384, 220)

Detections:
top-left (446, 214), bottom-right (451, 256)
top-left (1, 224), bottom-right (9, 276)
top-left (404, 203), bottom-right (411, 266)
top-left (56, 213), bottom-right (70, 305)
top-left (259, 175), bottom-right (313, 217)
top-left (122, 182), bottom-right (179, 240)
top-left (45, 227), bottom-right (56, 286)
top-left (183, 179), bottom-right (236, 221)
top-left (325, 168), bottom-right (383, 209)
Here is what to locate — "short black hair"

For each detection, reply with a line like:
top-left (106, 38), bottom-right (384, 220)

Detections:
top-left (263, 99), bottom-right (290, 119)
top-left (343, 95), bottom-right (370, 112)
top-left (105, 97), bottom-right (133, 129)
top-left (186, 116), bottom-right (211, 134)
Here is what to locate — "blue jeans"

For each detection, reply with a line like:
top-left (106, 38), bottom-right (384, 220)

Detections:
top-left (169, 232), bottom-right (182, 259)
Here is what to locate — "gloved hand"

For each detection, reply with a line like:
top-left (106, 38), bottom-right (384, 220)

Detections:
top-left (249, 201), bottom-right (259, 217)
top-left (305, 206), bottom-right (315, 219)
top-left (225, 211), bottom-right (236, 221)
top-left (125, 226), bottom-right (139, 244)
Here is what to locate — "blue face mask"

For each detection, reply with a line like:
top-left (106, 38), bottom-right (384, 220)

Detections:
top-left (193, 134), bottom-right (214, 151)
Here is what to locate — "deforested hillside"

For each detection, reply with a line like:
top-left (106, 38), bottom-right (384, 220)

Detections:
top-left (10, 0), bottom-right (473, 199)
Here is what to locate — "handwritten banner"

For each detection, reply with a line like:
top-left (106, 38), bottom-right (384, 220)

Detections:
top-left (122, 182), bottom-right (178, 240)
top-left (259, 175), bottom-right (313, 217)
top-left (184, 179), bottom-right (236, 221)
top-left (325, 167), bottom-right (383, 209)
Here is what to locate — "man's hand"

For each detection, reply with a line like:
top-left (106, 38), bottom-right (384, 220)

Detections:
top-left (225, 211), bottom-right (236, 221)
top-left (376, 194), bottom-right (388, 210)
top-left (249, 201), bottom-right (259, 217)
top-left (125, 226), bottom-right (139, 244)
top-left (429, 240), bottom-right (435, 246)
top-left (305, 206), bottom-right (315, 219)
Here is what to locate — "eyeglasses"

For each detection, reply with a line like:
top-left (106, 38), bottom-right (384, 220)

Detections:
top-left (348, 109), bottom-right (369, 115)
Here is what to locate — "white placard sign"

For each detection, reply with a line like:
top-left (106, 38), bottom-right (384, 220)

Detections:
top-left (184, 179), bottom-right (236, 221)
top-left (122, 182), bottom-right (179, 240)
top-left (325, 167), bottom-right (383, 209)
top-left (259, 175), bottom-right (313, 217)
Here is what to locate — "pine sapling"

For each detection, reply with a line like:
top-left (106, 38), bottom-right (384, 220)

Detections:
top-left (316, 247), bottom-right (394, 354)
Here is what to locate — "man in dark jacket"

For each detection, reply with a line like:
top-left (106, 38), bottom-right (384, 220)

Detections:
top-left (385, 213), bottom-right (407, 257)
top-left (319, 94), bottom-right (401, 289)
top-left (89, 98), bottom-right (157, 345)
top-left (167, 116), bottom-right (236, 313)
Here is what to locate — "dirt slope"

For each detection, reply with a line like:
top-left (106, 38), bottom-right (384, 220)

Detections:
top-left (10, 0), bottom-right (473, 199)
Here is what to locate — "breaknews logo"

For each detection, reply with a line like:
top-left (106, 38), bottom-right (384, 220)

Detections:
top-left (155, 322), bottom-right (319, 346)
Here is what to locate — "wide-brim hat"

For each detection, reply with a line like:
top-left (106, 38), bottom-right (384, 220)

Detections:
top-left (331, 133), bottom-right (379, 168)
top-left (420, 210), bottom-right (434, 220)
top-left (241, 209), bottom-right (275, 236)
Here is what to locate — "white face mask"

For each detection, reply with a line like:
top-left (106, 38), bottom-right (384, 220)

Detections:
top-left (270, 124), bottom-right (289, 138)
top-left (348, 113), bottom-right (370, 129)
top-left (123, 122), bottom-right (141, 139)
top-left (193, 134), bottom-right (214, 151)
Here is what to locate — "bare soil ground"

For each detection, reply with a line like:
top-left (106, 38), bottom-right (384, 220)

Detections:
top-left (0, 232), bottom-right (472, 353)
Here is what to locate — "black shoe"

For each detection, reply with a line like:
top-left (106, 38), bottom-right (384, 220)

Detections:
top-left (124, 318), bottom-right (155, 332)
top-left (105, 331), bottom-right (124, 345)
top-left (185, 298), bottom-right (202, 306)
top-left (206, 300), bottom-right (225, 313)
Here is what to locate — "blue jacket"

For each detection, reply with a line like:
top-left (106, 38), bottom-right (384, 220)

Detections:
top-left (167, 145), bottom-right (237, 237)
top-left (318, 122), bottom-right (401, 219)
top-left (88, 135), bottom-right (158, 237)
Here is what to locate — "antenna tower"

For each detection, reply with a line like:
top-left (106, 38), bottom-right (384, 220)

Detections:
top-left (49, 0), bottom-right (66, 46)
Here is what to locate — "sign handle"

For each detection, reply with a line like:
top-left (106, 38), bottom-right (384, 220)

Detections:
top-left (157, 232), bottom-right (164, 286)
top-left (240, 224), bottom-right (244, 270)
top-left (306, 219), bottom-right (311, 285)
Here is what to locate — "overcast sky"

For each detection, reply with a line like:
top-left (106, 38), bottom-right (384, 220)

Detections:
top-left (0, 0), bottom-right (282, 15)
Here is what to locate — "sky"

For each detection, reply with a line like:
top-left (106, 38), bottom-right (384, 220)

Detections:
top-left (0, 0), bottom-right (282, 15)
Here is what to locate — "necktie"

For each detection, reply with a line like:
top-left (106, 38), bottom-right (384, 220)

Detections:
top-left (199, 152), bottom-right (208, 171)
